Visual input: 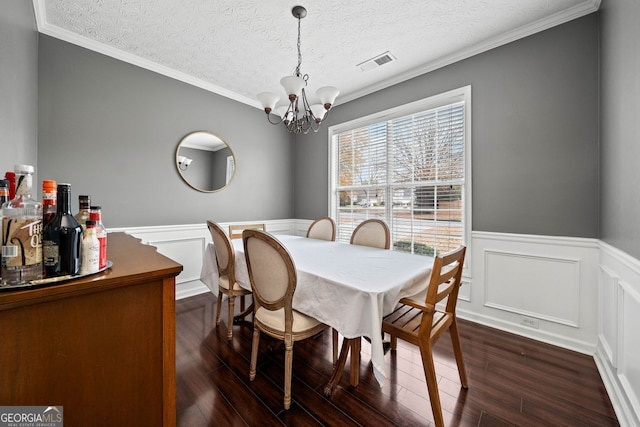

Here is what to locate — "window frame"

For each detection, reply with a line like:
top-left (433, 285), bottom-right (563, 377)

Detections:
top-left (328, 85), bottom-right (472, 271)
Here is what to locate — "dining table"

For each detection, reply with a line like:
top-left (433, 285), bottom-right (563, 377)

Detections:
top-left (200, 234), bottom-right (433, 394)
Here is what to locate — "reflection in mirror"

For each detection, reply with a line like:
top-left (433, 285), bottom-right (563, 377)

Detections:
top-left (176, 131), bottom-right (236, 192)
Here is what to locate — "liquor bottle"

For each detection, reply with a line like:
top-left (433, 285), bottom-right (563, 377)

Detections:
top-left (4, 172), bottom-right (16, 200)
top-left (74, 194), bottom-right (91, 230)
top-left (89, 206), bottom-right (107, 269)
top-left (1, 165), bottom-right (43, 285)
top-left (0, 180), bottom-right (9, 205)
top-left (0, 180), bottom-right (9, 282)
top-left (80, 220), bottom-right (100, 275)
top-left (42, 179), bottom-right (57, 228)
top-left (42, 183), bottom-right (83, 277)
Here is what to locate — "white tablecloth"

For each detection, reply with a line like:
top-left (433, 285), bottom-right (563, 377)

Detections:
top-left (200, 234), bottom-right (433, 386)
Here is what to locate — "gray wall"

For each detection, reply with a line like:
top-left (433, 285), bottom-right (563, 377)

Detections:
top-left (600, 0), bottom-right (640, 260)
top-left (0, 1), bottom-right (38, 176)
top-left (37, 36), bottom-right (294, 227)
top-left (211, 146), bottom-right (232, 189)
top-left (6, 6), bottom-right (634, 254)
top-left (178, 146), bottom-right (232, 190)
top-left (294, 14), bottom-right (600, 239)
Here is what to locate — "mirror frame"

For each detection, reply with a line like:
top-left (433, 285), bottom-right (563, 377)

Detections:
top-left (175, 131), bottom-right (236, 193)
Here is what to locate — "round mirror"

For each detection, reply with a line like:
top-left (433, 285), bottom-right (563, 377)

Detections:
top-left (176, 131), bottom-right (236, 192)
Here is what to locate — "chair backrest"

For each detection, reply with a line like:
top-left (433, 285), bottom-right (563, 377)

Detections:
top-left (350, 219), bottom-right (390, 249)
top-left (306, 217), bottom-right (336, 241)
top-left (207, 220), bottom-right (235, 283)
top-left (425, 246), bottom-right (466, 317)
top-left (243, 229), bottom-right (296, 325)
top-left (229, 223), bottom-right (266, 240)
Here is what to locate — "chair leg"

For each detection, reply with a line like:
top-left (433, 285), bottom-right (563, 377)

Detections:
top-left (227, 296), bottom-right (235, 340)
top-left (390, 335), bottom-right (398, 350)
top-left (332, 328), bottom-right (338, 365)
top-left (449, 318), bottom-right (468, 388)
top-left (284, 339), bottom-right (293, 410)
top-left (215, 291), bottom-right (223, 325)
top-left (249, 326), bottom-right (260, 381)
top-left (419, 342), bottom-right (445, 427)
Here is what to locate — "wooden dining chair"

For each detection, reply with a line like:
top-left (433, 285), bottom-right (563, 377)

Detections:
top-left (207, 220), bottom-right (253, 340)
top-left (350, 219), bottom-right (390, 249)
top-left (228, 223), bottom-right (265, 240)
top-left (382, 246), bottom-right (467, 427)
top-left (306, 216), bottom-right (336, 241)
top-left (243, 229), bottom-right (329, 410)
top-left (345, 219), bottom-right (391, 359)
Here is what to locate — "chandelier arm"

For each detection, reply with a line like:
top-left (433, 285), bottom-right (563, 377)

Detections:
top-left (266, 113), bottom-right (285, 125)
top-left (301, 88), bottom-right (312, 117)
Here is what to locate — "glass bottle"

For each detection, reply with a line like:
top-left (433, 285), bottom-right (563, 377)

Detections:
top-left (1, 165), bottom-right (43, 285)
top-left (74, 195), bottom-right (91, 230)
top-left (42, 183), bottom-right (83, 277)
top-left (42, 179), bottom-right (57, 228)
top-left (89, 206), bottom-right (107, 269)
top-left (0, 180), bottom-right (9, 282)
top-left (4, 171), bottom-right (16, 200)
top-left (0, 180), bottom-right (9, 205)
top-left (80, 220), bottom-right (100, 275)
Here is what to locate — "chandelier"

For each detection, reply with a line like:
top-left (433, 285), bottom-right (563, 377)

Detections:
top-left (257, 6), bottom-right (339, 134)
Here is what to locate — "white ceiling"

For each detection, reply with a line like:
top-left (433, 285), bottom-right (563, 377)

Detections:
top-left (33, 0), bottom-right (599, 110)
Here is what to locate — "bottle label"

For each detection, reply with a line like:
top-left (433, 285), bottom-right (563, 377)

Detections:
top-left (80, 237), bottom-right (100, 275)
top-left (15, 174), bottom-right (33, 196)
top-left (98, 236), bottom-right (107, 269)
top-left (42, 240), bottom-right (59, 266)
top-left (42, 192), bottom-right (56, 202)
top-left (1, 218), bottom-right (43, 267)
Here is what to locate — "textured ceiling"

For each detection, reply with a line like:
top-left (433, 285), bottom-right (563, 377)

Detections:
top-left (33, 0), bottom-right (599, 109)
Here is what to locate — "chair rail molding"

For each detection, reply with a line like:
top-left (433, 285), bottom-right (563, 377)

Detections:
top-left (109, 219), bottom-right (300, 300)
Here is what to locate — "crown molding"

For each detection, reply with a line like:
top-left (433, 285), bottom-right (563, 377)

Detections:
top-left (32, 0), bottom-right (600, 109)
top-left (338, 0), bottom-right (601, 104)
top-left (32, 0), bottom-right (262, 108)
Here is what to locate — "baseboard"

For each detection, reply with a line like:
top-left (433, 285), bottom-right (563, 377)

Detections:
top-left (175, 280), bottom-right (210, 300)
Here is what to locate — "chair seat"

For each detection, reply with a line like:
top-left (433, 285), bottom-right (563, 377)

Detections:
top-left (383, 303), bottom-right (449, 345)
top-left (218, 275), bottom-right (246, 292)
top-left (255, 306), bottom-right (324, 334)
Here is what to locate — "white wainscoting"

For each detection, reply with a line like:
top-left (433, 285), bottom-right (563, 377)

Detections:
top-left (109, 219), bottom-right (308, 300)
top-left (596, 241), bottom-right (640, 427)
top-left (460, 231), bottom-right (600, 355)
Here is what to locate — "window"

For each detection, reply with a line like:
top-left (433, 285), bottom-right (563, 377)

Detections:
top-left (329, 86), bottom-right (471, 257)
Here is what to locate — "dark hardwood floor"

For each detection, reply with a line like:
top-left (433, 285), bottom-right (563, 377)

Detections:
top-left (176, 293), bottom-right (619, 426)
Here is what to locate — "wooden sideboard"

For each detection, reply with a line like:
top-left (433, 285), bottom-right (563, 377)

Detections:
top-left (0, 232), bottom-right (182, 427)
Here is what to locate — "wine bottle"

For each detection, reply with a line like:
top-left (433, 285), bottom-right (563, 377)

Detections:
top-left (42, 183), bottom-right (83, 277)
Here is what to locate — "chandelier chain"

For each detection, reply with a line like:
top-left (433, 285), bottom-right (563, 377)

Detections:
top-left (296, 16), bottom-right (302, 77)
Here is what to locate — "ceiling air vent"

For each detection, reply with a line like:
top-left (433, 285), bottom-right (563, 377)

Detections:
top-left (357, 51), bottom-right (396, 72)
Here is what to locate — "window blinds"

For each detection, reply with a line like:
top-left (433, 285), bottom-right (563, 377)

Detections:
top-left (334, 101), bottom-right (465, 255)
